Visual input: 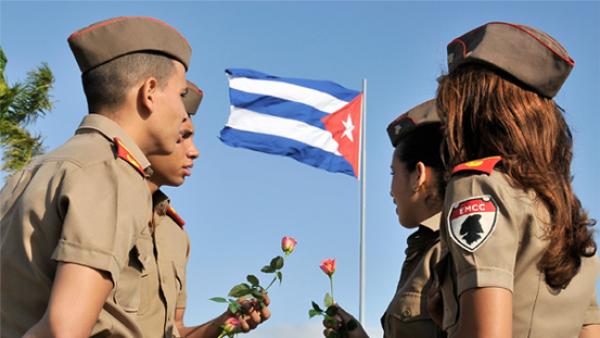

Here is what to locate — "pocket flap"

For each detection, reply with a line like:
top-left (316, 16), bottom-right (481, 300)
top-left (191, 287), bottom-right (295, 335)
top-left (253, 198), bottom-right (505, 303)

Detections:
top-left (114, 236), bottom-right (153, 313)
top-left (388, 292), bottom-right (428, 322)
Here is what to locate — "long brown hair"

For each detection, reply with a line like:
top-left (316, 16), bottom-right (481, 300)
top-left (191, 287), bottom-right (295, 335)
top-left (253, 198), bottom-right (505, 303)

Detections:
top-left (437, 64), bottom-right (596, 289)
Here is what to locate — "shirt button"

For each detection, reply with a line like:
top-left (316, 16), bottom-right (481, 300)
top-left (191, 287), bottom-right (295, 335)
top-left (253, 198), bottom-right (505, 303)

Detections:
top-left (401, 309), bottom-right (411, 320)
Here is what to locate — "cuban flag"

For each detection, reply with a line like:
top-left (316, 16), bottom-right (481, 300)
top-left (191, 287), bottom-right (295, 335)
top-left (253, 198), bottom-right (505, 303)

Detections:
top-left (220, 69), bottom-right (363, 177)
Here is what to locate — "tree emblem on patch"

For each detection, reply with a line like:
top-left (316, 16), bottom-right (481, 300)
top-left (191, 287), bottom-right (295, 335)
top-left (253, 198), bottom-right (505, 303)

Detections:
top-left (447, 195), bottom-right (498, 252)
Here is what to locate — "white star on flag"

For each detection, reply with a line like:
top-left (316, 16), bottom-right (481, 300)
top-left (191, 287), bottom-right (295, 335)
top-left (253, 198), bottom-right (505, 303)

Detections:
top-left (341, 114), bottom-right (355, 142)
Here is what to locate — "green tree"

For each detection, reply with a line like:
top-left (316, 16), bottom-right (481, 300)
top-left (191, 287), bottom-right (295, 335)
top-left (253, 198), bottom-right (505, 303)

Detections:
top-left (0, 47), bottom-right (54, 174)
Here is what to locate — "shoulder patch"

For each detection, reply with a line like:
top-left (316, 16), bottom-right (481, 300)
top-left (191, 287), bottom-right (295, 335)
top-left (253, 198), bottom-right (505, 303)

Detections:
top-left (451, 156), bottom-right (502, 176)
top-left (114, 137), bottom-right (145, 177)
top-left (447, 195), bottom-right (498, 252)
top-left (166, 206), bottom-right (186, 228)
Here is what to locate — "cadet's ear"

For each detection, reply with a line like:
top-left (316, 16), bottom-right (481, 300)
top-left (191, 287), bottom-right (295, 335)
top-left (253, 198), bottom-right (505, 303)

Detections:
top-left (138, 76), bottom-right (159, 116)
top-left (413, 161), bottom-right (428, 192)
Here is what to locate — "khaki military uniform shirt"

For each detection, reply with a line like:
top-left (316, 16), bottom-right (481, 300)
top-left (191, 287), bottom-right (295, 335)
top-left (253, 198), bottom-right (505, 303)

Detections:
top-left (438, 169), bottom-right (600, 338)
top-left (381, 213), bottom-right (446, 338)
top-left (137, 191), bottom-right (189, 338)
top-left (0, 114), bottom-right (154, 338)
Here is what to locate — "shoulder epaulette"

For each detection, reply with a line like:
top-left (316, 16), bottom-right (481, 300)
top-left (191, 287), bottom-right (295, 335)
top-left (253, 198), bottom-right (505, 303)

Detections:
top-left (451, 156), bottom-right (502, 176)
top-left (166, 206), bottom-right (186, 228)
top-left (114, 137), bottom-right (145, 177)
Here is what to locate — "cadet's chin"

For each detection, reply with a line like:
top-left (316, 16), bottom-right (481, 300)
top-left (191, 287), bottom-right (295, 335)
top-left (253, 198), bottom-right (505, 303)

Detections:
top-left (398, 214), bottom-right (419, 229)
top-left (165, 175), bottom-right (185, 187)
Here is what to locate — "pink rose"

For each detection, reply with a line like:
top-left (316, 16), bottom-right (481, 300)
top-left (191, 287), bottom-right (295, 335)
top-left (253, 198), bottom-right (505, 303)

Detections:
top-left (222, 317), bottom-right (241, 334)
top-left (320, 259), bottom-right (336, 277)
top-left (281, 236), bottom-right (297, 255)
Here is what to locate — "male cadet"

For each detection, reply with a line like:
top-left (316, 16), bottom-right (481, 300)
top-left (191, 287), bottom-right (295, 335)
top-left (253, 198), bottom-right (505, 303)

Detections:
top-left (0, 16), bottom-right (190, 337)
top-left (140, 81), bottom-right (271, 338)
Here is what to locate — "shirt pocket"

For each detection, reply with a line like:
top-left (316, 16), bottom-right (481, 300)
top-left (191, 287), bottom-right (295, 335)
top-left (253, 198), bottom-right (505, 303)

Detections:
top-left (114, 235), bottom-right (152, 313)
top-left (435, 253), bottom-right (459, 332)
top-left (388, 292), bottom-right (428, 322)
top-left (385, 292), bottom-right (440, 337)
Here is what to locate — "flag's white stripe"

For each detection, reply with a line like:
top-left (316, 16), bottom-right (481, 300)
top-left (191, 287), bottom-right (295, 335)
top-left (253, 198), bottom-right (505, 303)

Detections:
top-left (226, 107), bottom-right (341, 155)
top-left (229, 77), bottom-right (349, 114)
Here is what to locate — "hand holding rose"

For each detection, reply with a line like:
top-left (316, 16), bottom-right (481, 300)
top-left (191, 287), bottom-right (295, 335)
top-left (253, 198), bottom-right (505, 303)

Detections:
top-left (309, 259), bottom-right (360, 338)
top-left (321, 305), bottom-right (369, 338)
top-left (211, 236), bottom-right (296, 338)
top-left (215, 293), bottom-right (272, 338)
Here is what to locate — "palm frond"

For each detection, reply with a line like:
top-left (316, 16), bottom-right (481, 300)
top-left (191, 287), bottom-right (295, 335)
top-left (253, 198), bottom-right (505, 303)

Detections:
top-left (0, 47), bottom-right (54, 174)
top-left (0, 120), bottom-right (44, 173)
top-left (8, 63), bottom-right (54, 125)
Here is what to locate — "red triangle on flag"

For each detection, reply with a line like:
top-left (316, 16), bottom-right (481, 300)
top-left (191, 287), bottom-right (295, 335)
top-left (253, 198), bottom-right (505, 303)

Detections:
top-left (321, 94), bottom-right (363, 177)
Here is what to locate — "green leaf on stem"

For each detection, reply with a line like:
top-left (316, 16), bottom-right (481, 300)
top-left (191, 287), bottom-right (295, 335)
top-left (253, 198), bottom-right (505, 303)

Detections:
top-left (324, 293), bottom-right (334, 307)
top-left (270, 256), bottom-right (284, 270)
top-left (209, 297), bottom-right (228, 303)
top-left (346, 319), bottom-right (359, 331)
top-left (308, 309), bottom-right (321, 318)
top-left (325, 305), bottom-right (338, 317)
top-left (261, 265), bottom-right (275, 273)
top-left (247, 274), bottom-right (259, 287)
top-left (275, 256), bottom-right (284, 269)
top-left (228, 283), bottom-right (252, 297)
top-left (312, 301), bottom-right (323, 312)
top-left (251, 289), bottom-right (264, 300)
top-left (276, 271), bottom-right (283, 284)
top-left (228, 301), bottom-right (241, 314)
top-left (326, 331), bottom-right (339, 338)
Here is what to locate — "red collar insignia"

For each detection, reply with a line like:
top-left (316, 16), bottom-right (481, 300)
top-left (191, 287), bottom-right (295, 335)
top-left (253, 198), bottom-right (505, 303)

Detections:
top-left (114, 137), bottom-right (146, 177)
top-left (166, 206), bottom-right (185, 228)
top-left (451, 156), bottom-right (502, 176)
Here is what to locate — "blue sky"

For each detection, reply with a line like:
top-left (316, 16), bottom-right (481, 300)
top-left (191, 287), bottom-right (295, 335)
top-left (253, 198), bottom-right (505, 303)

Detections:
top-left (2, 1), bottom-right (599, 337)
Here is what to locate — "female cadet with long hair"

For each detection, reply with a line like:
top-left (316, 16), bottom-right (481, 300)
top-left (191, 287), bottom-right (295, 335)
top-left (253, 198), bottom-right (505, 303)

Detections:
top-left (322, 100), bottom-right (446, 338)
top-left (433, 22), bottom-right (600, 338)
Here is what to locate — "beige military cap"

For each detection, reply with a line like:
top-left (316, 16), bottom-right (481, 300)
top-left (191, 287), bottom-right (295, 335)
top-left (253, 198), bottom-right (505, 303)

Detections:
top-left (68, 16), bottom-right (192, 73)
top-left (447, 22), bottom-right (574, 98)
top-left (387, 99), bottom-right (440, 147)
top-left (183, 81), bottom-right (203, 115)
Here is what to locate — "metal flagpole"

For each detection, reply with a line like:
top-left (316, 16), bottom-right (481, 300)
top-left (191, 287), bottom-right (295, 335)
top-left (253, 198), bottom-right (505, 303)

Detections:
top-left (358, 79), bottom-right (367, 324)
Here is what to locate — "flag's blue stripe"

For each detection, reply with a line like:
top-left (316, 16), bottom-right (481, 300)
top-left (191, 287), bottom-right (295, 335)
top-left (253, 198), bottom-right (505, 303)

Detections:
top-left (219, 127), bottom-right (356, 177)
top-left (229, 89), bottom-right (327, 129)
top-left (226, 68), bottom-right (360, 102)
